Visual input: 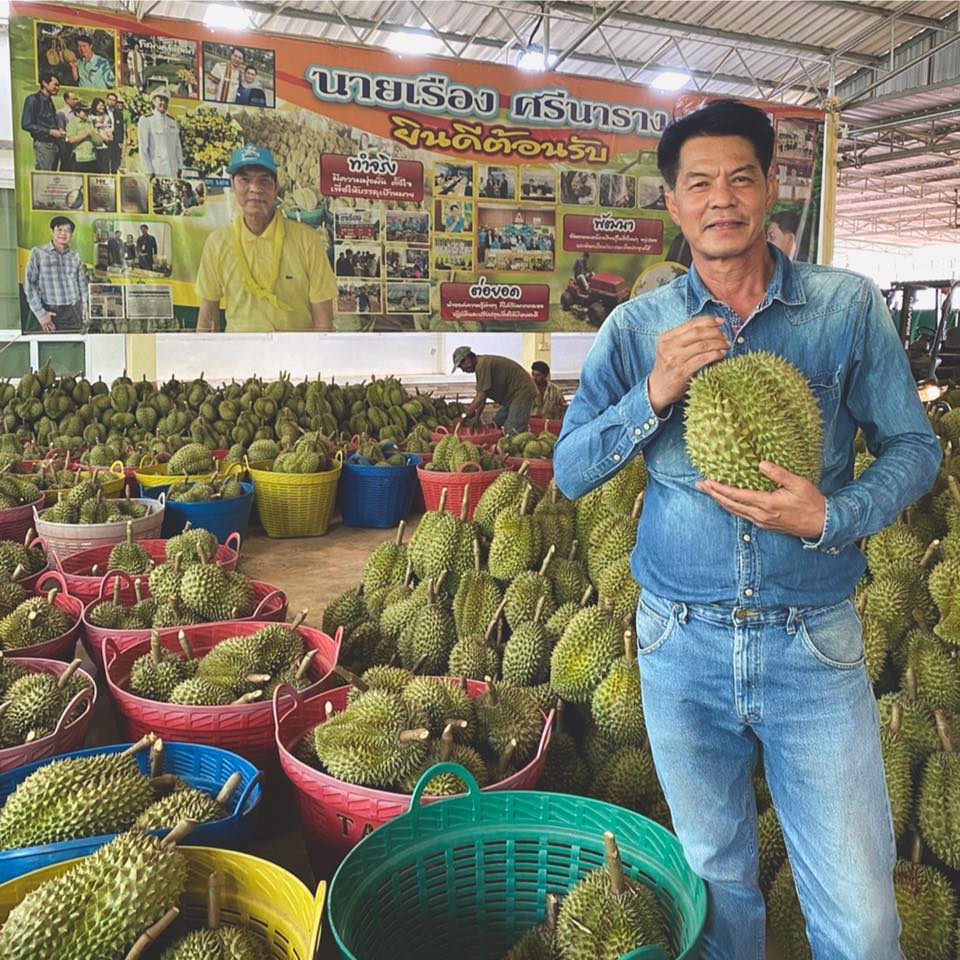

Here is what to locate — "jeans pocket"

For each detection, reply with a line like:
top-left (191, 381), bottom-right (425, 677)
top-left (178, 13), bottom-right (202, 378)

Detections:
top-left (798, 597), bottom-right (865, 669)
top-left (635, 599), bottom-right (676, 655)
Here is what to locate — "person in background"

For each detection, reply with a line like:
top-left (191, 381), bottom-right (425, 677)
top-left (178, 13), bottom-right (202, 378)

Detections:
top-left (235, 65), bottom-right (267, 107)
top-left (65, 102), bottom-right (102, 173)
top-left (195, 145), bottom-right (336, 332)
top-left (56, 90), bottom-right (80, 171)
top-left (137, 86), bottom-right (182, 178)
top-left (24, 216), bottom-right (88, 333)
top-left (126, 37), bottom-right (146, 91)
top-left (70, 34), bottom-right (115, 88)
top-left (207, 46), bottom-right (245, 102)
top-left (123, 232), bottom-right (137, 268)
top-left (530, 361), bottom-right (567, 420)
top-left (21, 72), bottom-right (66, 170)
top-left (106, 92), bottom-right (125, 173)
top-left (444, 203), bottom-right (465, 233)
top-left (136, 224), bottom-right (158, 271)
top-left (573, 251), bottom-right (592, 294)
top-left (106, 229), bottom-right (123, 268)
top-left (90, 97), bottom-right (114, 174)
top-left (452, 346), bottom-right (539, 436)
top-left (767, 209), bottom-right (800, 260)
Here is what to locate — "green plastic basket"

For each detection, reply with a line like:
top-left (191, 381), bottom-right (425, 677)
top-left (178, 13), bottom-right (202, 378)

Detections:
top-left (328, 763), bottom-right (706, 960)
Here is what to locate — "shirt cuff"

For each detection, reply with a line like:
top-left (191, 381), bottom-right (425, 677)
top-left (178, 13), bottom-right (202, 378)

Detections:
top-left (800, 494), bottom-right (851, 556)
top-left (615, 376), bottom-right (671, 441)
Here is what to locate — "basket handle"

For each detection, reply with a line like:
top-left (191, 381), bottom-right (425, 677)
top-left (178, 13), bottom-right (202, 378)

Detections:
top-left (272, 683), bottom-right (305, 738)
top-left (233, 769), bottom-right (263, 815)
top-left (52, 682), bottom-right (94, 736)
top-left (252, 588), bottom-right (285, 619)
top-left (138, 453), bottom-right (158, 469)
top-left (47, 546), bottom-right (65, 574)
top-left (457, 461), bottom-right (483, 474)
top-left (102, 634), bottom-right (122, 672)
top-left (155, 492), bottom-right (166, 508)
top-left (309, 879), bottom-right (327, 958)
top-left (35, 569), bottom-right (69, 597)
top-left (623, 948), bottom-right (672, 960)
top-left (334, 450), bottom-right (344, 466)
top-left (221, 462), bottom-right (244, 480)
top-left (224, 531), bottom-right (242, 556)
top-left (434, 425), bottom-right (449, 436)
top-left (108, 461), bottom-right (125, 479)
top-left (96, 568), bottom-right (135, 602)
top-left (533, 707), bottom-right (556, 761)
top-left (407, 762), bottom-right (482, 819)
top-left (330, 624), bottom-right (343, 668)
top-left (348, 453), bottom-right (371, 466)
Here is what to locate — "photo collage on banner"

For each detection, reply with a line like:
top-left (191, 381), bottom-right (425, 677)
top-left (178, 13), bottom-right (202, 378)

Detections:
top-left (9, 3), bottom-right (826, 334)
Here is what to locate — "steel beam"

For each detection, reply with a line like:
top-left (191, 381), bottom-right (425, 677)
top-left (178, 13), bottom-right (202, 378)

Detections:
top-left (548, 0), bottom-right (626, 71)
top-left (839, 140), bottom-right (960, 167)
top-left (810, 1), bottom-right (948, 31)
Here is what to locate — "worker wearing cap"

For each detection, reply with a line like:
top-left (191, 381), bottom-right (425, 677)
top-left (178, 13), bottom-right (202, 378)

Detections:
top-left (137, 86), bottom-right (182, 178)
top-left (452, 347), bottom-right (539, 436)
top-left (195, 144), bottom-right (336, 333)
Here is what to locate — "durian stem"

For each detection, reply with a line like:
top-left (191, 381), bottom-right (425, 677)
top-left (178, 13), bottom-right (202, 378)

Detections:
top-left (439, 719), bottom-right (467, 762)
top-left (216, 772), bottom-right (243, 808)
top-left (484, 597), bottom-right (508, 644)
top-left (555, 699), bottom-right (567, 737)
top-left (289, 609), bottom-right (309, 632)
top-left (231, 691), bottom-right (262, 705)
top-left (134, 579), bottom-right (144, 604)
top-left (294, 651), bottom-right (317, 682)
top-left (121, 732), bottom-right (157, 757)
top-left (604, 832), bottom-right (626, 895)
top-left (473, 536), bottom-right (482, 576)
top-left (126, 520), bottom-right (134, 547)
top-left (398, 728), bottom-right (430, 744)
top-left (496, 737), bottom-right (518, 778)
top-left (949, 475), bottom-right (960, 511)
top-left (538, 544), bottom-right (557, 578)
top-left (517, 461), bottom-right (529, 477)
top-left (934, 709), bottom-right (955, 754)
top-left (207, 870), bottom-right (223, 931)
top-left (150, 630), bottom-right (162, 666)
top-left (624, 628), bottom-right (636, 666)
top-left (123, 907), bottom-right (180, 960)
top-left (244, 673), bottom-right (272, 685)
top-left (568, 540), bottom-right (578, 562)
top-left (856, 591), bottom-right (867, 617)
top-left (912, 608), bottom-right (929, 630)
top-left (579, 584), bottom-right (595, 607)
top-left (910, 832), bottom-right (923, 865)
top-left (545, 893), bottom-right (558, 935)
top-left (11, 563), bottom-right (25, 581)
top-left (519, 487), bottom-right (532, 517)
top-left (533, 595), bottom-right (547, 625)
top-left (395, 520), bottom-right (407, 547)
top-left (150, 737), bottom-right (164, 777)
top-left (460, 485), bottom-right (470, 523)
top-left (438, 487), bottom-right (449, 514)
top-left (921, 540), bottom-right (941, 569)
top-left (630, 491), bottom-right (645, 523)
top-left (411, 654), bottom-right (429, 676)
top-left (148, 775), bottom-right (180, 791)
top-left (55, 658), bottom-right (82, 690)
top-left (333, 664), bottom-right (367, 690)
top-left (23, 528), bottom-right (34, 548)
top-left (178, 630), bottom-right (194, 662)
top-left (324, 700), bottom-right (335, 720)
top-left (889, 702), bottom-right (903, 736)
top-left (484, 675), bottom-right (499, 706)
top-left (905, 666), bottom-right (918, 700)
top-left (403, 559), bottom-right (414, 589)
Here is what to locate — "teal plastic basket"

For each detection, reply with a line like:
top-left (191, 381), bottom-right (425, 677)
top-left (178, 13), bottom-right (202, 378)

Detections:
top-left (328, 763), bottom-right (706, 960)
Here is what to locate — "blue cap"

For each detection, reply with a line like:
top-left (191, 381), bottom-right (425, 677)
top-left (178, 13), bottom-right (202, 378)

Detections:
top-left (227, 144), bottom-right (277, 176)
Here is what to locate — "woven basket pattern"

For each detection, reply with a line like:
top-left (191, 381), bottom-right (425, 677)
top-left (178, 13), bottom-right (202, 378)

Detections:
top-left (35, 497), bottom-right (164, 559)
top-left (505, 456), bottom-right (554, 490)
top-left (41, 467), bottom-right (125, 507)
top-left (153, 482), bottom-right (254, 543)
top-left (248, 462), bottom-right (342, 538)
top-left (0, 657), bottom-right (96, 773)
top-left (340, 455), bottom-right (420, 529)
top-left (274, 681), bottom-right (552, 866)
top-left (5, 572), bottom-right (84, 662)
top-left (0, 498), bottom-right (44, 544)
top-left (0, 846), bottom-right (325, 960)
top-left (135, 461), bottom-right (218, 490)
top-left (431, 424), bottom-right (503, 447)
top-left (416, 465), bottom-right (505, 521)
top-left (104, 621), bottom-right (341, 771)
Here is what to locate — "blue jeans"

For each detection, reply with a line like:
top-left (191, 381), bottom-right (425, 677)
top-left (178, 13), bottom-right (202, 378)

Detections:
top-left (636, 591), bottom-right (902, 960)
top-left (492, 397), bottom-right (534, 436)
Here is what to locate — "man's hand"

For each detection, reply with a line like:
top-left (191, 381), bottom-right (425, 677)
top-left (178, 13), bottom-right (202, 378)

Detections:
top-left (38, 312), bottom-right (56, 333)
top-left (696, 461), bottom-right (826, 540)
top-left (648, 315), bottom-right (730, 415)
top-left (49, 129), bottom-right (65, 139)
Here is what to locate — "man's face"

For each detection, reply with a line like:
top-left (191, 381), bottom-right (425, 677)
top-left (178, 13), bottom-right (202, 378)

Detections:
top-left (459, 356), bottom-right (477, 374)
top-left (232, 167), bottom-right (277, 217)
top-left (767, 222), bottom-right (796, 256)
top-left (665, 134), bottom-right (776, 263)
top-left (153, 96), bottom-right (169, 113)
top-left (531, 368), bottom-right (547, 390)
top-left (51, 224), bottom-right (72, 250)
top-left (229, 48), bottom-right (245, 68)
top-left (77, 40), bottom-right (93, 60)
top-left (41, 77), bottom-right (60, 96)
top-left (140, 226), bottom-right (149, 234)
top-left (107, 94), bottom-right (117, 108)
top-left (65, 92), bottom-right (79, 109)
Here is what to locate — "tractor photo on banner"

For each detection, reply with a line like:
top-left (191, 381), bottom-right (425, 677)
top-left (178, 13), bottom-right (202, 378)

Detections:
top-left (10, 2), bottom-right (825, 334)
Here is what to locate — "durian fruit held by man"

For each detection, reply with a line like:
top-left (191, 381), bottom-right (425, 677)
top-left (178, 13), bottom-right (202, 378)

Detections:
top-left (452, 346), bottom-right (539, 437)
top-left (554, 98), bottom-right (940, 960)
top-left (195, 144), bottom-right (335, 333)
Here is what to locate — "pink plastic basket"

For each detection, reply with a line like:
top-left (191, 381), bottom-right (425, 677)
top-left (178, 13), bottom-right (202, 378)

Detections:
top-left (80, 569), bottom-right (288, 672)
top-left (4, 572), bottom-right (84, 662)
top-left (528, 416), bottom-right (563, 436)
top-left (431, 423), bottom-right (503, 447)
top-left (103, 621), bottom-right (342, 773)
top-left (505, 456), bottom-right (554, 490)
top-left (0, 657), bottom-right (96, 773)
top-left (52, 532), bottom-right (242, 605)
top-left (273, 681), bottom-right (554, 870)
top-left (0, 498), bottom-right (45, 544)
top-left (12, 537), bottom-right (49, 595)
top-left (416, 464), bottom-right (505, 521)
top-left (34, 497), bottom-right (164, 559)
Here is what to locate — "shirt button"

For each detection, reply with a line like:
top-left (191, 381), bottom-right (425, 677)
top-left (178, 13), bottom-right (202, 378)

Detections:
top-left (613, 453), bottom-right (621, 461)
top-left (742, 534), bottom-right (751, 542)
top-left (634, 428), bottom-right (642, 436)
top-left (736, 336), bottom-right (745, 344)
top-left (744, 588), bottom-right (754, 597)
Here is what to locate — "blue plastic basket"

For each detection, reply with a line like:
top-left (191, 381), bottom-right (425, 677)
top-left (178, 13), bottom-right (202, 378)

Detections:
top-left (340, 453), bottom-right (421, 529)
top-left (0, 740), bottom-right (263, 882)
top-left (143, 481), bottom-right (254, 543)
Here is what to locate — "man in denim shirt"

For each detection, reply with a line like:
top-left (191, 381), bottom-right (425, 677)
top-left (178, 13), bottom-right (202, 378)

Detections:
top-left (554, 100), bottom-right (941, 959)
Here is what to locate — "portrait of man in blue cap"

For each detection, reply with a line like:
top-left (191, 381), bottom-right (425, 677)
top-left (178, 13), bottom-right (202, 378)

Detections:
top-left (194, 144), bottom-right (336, 334)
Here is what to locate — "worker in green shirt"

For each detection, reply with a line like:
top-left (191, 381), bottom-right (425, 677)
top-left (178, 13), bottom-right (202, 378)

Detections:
top-left (65, 102), bottom-right (103, 173)
top-left (452, 345), bottom-right (539, 436)
top-left (530, 360), bottom-right (567, 420)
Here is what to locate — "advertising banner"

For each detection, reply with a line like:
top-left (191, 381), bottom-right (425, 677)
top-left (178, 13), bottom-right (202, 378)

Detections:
top-left (9, 2), bottom-right (825, 334)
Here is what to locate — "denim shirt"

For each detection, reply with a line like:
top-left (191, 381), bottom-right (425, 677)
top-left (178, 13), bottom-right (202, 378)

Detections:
top-left (554, 245), bottom-right (942, 609)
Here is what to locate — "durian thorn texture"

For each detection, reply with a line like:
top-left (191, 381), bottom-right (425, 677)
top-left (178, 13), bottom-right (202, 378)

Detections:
top-left (232, 690), bottom-right (262, 705)
top-left (630, 491), bottom-right (645, 523)
top-left (934, 708), bottom-right (955, 753)
top-left (123, 906), bottom-right (180, 960)
top-left (604, 831), bottom-right (626, 895)
top-left (150, 737), bottom-right (164, 777)
top-left (497, 737), bottom-right (519, 778)
top-left (921, 540), bottom-right (941, 569)
top-left (539, 544), bottom-right (557, 578)
top-left (949, 475), bottom-right (960, 510)
top-left (56, 658), bottom-right (82, 689)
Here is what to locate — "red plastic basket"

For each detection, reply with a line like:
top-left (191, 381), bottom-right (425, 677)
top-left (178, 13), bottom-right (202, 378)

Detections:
top-left (0, 657), bottom-right (97, 773)
top-left (416, 464), bottom-right (505, 521)
top-left (3, 572), bottom-right (84, 662)
top-left (0, 497), bottom-right (44, 544)
top-left (80, 569), bottom-right (289, 672)
top-left (12, 537), bottom-right (50, 595)
top-left (505, 456), bottom-right (554, 490)
top-left (103, 620), bottom-right (342, 773)
top-left (52, 532), bottom-right (242, 605)
top-left (528, 416), bottom-right (563, 436)
top-left (430, 423), bottom-right (502, 448)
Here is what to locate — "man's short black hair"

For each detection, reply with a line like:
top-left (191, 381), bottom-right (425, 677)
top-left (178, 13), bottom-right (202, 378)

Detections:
top-left (50, 216), bottom-right (75, 231)
top-left (657, 99), bottom-right (775, 189)
top-left (531, 361), bottom-right (550, 376)
top-left (76, 34), bottom-right (92, 45)
top-left (140, 223), bottom-right (149, 230)
top-left (230, 46), bottom-right (245, 57)
top-left (39, 71), bottom-right (58, 86)
top-left (769, 209), bottom-right (800, 235)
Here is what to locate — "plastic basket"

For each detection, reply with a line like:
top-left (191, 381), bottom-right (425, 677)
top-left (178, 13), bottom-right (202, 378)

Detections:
top-left (431, 423), bottom-right (503, 447)
top-left (0, 657), bottom-right (96, 774)
top-left (81, 570), bottom-right (288, 672)
top-left (340, 454), bottom-right (421, 529)
top-left (40, 463), bottom-right (126, 507)
top-left (274, 681), bottom-right (553, 870)
top-left (135, 460), bottom-right (218, 492)
top-left (51, 532), bottom-right (241, 605)
top-left (0, 497), bottom-right (44, 544)
top-left (506, 456), bottom-right (554, 490)
top-left (141, 481), bottom-right (254, 544)
top-left (528, 416), bottom-right (563, 436)
top-left (0, 740), bottom-right (263, 883)
top-left (248, 456), bottom-right (342, 538)
top-left (328, 766), bottom-right (707, 960)
top-left (34, 496), bottom-right (165, 559)
top-left (11, 536), bottom-right (49, 595)
top-left (103, 621), bottom-right (342, 773)
top-left (4, 571), bottom-right (84, 662)
top-left (86, 457), bottom-right (155, 497)
top-left (416, 464), bottom-right (504, 521)
top-left (0, 846), bottom-right (325, 960)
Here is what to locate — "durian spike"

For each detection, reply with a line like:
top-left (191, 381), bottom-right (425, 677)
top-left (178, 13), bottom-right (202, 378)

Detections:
top-left (178, 630), bottom-right (195, 662)
top-left (921, 540), bottom-right (941, 569)
top-left (604, 832), bottom-right (626, 895)
top-left (630, 491), bottom-right (645, 522)
top-left (333, 664), bottom-right (367, 690)
top-left (949, 476), bottom-right (960, 510)
top-left (123, 906), bottom-right (180, 960)
top-left (215, 772), bottom-right (243, 808)
top-left (484, 596), bottom-right (508, 644)
top-left (495, 737), bottom-right (518, 778)
top-left (232, 691), bottom-right (262, 705)
top-left (567, 539), bottom-right (578, 561)
top-left (934, 708), bottom-right (955, 754)
top-left (294, 650), bottom-right (317, 682)
top-left (460, 486), bottom-right (470, 523)
top-left (150, 630), bottom-right (162, 666)
top-left (150, 737), bottom-right (164, 777)
top-left (538, 544), bottom-right (557, 577)
top-left (207, 870), bottom-right (224, 930)
top-left (11, 563), bottom-right (25, 581)
top-left (437, 487), bottom-right (449, 514)
top-left (161, 818), bottom-right (198, 846)
top-left (439, 719), bottom-right (468, 761)
top-left (578, 584), bottom-right (595, 607)
top-left (398, 728), bottom-right (430, 744)
top-left (121, 732), bottom-right (158, 757)
top-left (394, 520), bottom-right (407, 548)
top-left (624, 628), bottom-right (636, 665)
top-left (533, 595), bottom-right (547, 625)
top-left (519, 487), bottom-right (532, 517)
top-left (888, 701), bottom-right (903, 736)
top-left (55, 658), bottom-right (82, 690)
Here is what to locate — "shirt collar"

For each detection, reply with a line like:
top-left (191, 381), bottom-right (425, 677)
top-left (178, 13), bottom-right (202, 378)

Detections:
top-left (240, 213), bottom-right (279, 243)
top-left (684, 242), bottom-right (806, 316)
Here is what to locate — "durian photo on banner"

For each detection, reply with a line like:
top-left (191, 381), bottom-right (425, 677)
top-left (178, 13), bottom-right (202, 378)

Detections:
top-left (10, 1), bottom-right (825, 334)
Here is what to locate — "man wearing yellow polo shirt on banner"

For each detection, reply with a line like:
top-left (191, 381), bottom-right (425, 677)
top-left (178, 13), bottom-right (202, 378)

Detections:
top-left (195, 145), bottom-right (335, 332)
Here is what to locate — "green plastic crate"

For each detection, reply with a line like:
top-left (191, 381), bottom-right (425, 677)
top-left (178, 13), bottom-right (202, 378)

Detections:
top-left (328, 762), bottom-right (706, 960)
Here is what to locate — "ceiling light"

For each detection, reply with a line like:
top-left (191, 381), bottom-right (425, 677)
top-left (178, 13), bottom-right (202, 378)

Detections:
top-left (517, 46), bottom-right (548, 72)
top-left (384, 31), bottom-right (445, 56)
top-left (203, 3), bottom-right (253, 30)
top-left (651, 70), bottom-right (691, 91)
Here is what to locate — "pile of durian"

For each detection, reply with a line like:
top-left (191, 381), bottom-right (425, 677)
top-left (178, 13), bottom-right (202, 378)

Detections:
top-left (0, 587), bottom-right (74, 653)
top-left (122, 616), bottom-right (313, 706)
top-left (40, 484), bottom-right (149, 526)
top-left (0, 657), bottom-right (91, 746)
top-left (421, 433), bottom-right (503, 472)
top-left (497, 430), bottom-right (557, 461)
top-left (351, 437), bottom-right (412, 468)
top-left (0, 473), bottom-right (41, 510)
top-left (0, 530), bottom-right (46, 582)
top-left (167, 476), bottom-right (245, 503)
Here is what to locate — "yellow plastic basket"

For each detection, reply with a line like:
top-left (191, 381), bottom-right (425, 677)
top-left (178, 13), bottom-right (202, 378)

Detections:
top-left (135, 461), bottom-right (220, 490)
top-left (0, 845), bottom-right (325, 960)
top-left (41, 463), bottom-right (125, 506)
top-left (248, 454), bottom-right (342, 538)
